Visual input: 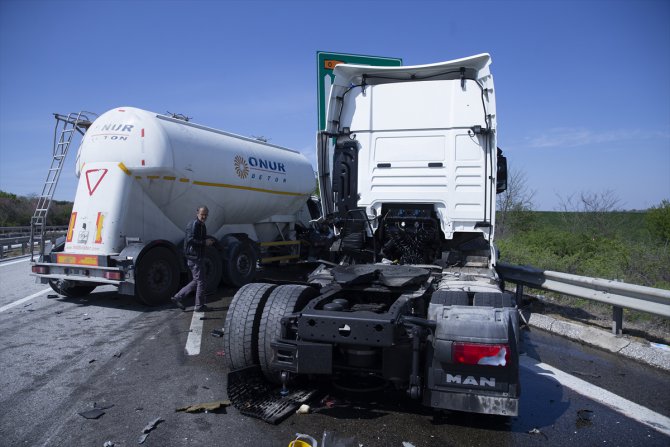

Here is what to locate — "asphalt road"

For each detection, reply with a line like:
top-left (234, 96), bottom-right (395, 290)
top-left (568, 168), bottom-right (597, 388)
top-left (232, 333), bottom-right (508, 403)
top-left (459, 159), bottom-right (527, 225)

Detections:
top-left (1, 256), bottom-right (669, 447)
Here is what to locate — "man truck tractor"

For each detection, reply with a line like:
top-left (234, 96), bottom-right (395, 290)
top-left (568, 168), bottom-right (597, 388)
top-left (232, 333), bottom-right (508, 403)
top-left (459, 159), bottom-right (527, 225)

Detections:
top-left (223, 53), bottom-right (520, 418)
top-left (31, 107), bottom-right (318, 305)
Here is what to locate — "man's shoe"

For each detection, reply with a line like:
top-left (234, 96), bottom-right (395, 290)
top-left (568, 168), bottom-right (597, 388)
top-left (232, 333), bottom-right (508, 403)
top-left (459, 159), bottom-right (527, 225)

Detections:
top-left (194, 305), bottom-right (211, 313)
top-left (171, 296), bottom-right (186, 310)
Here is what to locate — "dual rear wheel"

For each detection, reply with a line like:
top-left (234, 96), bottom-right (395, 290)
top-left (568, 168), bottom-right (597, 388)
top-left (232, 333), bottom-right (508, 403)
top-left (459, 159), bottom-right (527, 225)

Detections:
top-left (223, 283), bottom-right (317, 382)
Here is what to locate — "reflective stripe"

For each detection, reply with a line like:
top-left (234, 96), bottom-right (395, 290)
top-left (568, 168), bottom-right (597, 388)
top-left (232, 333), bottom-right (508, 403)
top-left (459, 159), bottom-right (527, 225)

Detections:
top-left (66, 212), bottom-right (77, 242)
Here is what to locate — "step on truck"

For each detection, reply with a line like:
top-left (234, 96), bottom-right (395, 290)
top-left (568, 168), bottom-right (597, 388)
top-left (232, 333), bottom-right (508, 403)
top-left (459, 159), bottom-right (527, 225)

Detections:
top-left (31, 107), bottom-right (319, 305)
top-left (224, 53), bottom-right (521, 417)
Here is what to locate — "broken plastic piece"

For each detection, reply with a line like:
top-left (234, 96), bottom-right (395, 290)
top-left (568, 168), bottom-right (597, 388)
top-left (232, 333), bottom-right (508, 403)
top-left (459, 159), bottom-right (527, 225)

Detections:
top-left (296, 404), bottom-right (310, 414)
top-left (176, 400), bottom-right (231, 413)
top-left (527, 428), bottom-right (548, 440)
top-left (78, 408), bottom-right (105, 419)
top-left (142, 417), bottom-right (163, 433)
top-left (138, 417), bottom-right (163, 444)
top-left (211, 329), bottom-right (224, 337)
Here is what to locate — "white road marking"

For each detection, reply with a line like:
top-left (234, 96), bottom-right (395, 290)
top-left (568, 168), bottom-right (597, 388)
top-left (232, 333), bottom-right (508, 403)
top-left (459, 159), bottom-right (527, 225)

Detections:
top-left (185, 311), bottom-right (204, 355)
top-left (521, 355), bottom-right (670, 437)
top-left (0, 257), bottom-right (31, 267)
top-left (0, 288), bottom-right (51, 314)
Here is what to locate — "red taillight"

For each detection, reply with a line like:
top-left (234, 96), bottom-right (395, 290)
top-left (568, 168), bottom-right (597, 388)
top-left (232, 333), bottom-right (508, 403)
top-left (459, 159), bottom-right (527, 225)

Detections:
top-left (453, 343), bottom-right (510, 366)
top-left (32, 265), bottom-right (49, 274)
top-left (104, 271), bottom-right (123, 280)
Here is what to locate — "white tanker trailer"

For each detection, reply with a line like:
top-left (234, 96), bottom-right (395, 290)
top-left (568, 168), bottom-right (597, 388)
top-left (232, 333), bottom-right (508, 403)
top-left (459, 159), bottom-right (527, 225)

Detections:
top-left (31, 107), bottom-right (318, 305)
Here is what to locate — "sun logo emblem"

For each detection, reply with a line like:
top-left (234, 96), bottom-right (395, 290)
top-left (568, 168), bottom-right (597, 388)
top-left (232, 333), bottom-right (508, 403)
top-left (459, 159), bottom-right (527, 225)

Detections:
top-left (234, 155), bottom-right (249, 179)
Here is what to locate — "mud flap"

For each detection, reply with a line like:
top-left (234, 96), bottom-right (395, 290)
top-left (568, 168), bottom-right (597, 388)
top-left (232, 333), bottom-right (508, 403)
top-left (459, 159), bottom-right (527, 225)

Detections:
top-left (226, 365), bottom-right (317, 424)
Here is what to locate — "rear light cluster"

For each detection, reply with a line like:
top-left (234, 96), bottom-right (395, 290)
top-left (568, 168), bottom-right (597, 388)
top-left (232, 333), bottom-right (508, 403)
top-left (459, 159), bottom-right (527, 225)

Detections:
top-left (32, 266), bottom-right (49, 274)
top-left (453, 343), bottom-right (510, 366)
top-left (104, 271), bottom-right (124, 281)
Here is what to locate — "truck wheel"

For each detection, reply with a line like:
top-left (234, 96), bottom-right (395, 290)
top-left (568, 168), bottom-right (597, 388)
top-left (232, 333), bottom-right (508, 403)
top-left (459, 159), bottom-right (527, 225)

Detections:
top-left (202, 246), bottom-right (223, 293)
top-left (258, 284), bottom-right (317, 382)
top-left (223, 283), bottom-right (277, 371)
top-left (48, 280), bottom-right (96, 298)
top-left (136, 246), bottom-right (179, 306)
top-left (223, 239), bottom-right (257, 288)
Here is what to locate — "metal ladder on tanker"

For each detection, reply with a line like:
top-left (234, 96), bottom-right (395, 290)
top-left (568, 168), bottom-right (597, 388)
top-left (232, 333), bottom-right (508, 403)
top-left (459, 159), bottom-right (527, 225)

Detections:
top-left (29, 111), bottom-right (96, 262)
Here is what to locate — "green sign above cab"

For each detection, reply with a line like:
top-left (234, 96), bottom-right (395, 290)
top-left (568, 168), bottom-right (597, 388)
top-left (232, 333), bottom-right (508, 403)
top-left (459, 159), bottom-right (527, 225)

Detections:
top-left (316, 51), bottom-right (402, 130)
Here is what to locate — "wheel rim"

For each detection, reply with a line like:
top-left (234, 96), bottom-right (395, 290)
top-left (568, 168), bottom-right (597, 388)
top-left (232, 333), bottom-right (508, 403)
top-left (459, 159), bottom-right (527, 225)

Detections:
top-left (147, 259), bottom-right (171, 294)
top-left (236, 253), bottom-right (251, 276)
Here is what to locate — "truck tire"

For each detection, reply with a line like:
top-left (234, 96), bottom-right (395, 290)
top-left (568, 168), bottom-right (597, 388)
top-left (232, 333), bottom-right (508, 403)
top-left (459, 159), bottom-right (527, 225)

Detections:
top-left (48, 279), bottom-right (96, 298)
top-left (223, 239), bottom-right (257, 288)
top-left (202, 245), bottom-right (223, 293)
top-left (136, 246), bottom-right (180, 306)
top-left (223, 283), bottom-right (277, 371)
top-left (258, 284), bottom-right (317, 382)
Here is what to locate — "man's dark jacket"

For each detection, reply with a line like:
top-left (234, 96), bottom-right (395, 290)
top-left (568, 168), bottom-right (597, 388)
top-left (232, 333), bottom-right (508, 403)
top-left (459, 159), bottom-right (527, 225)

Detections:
top-left (184, 219), bottom-right (207, 261)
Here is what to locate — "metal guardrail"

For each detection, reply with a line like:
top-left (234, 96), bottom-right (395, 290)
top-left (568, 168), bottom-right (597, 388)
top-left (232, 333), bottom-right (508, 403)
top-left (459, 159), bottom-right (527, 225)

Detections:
top-left (0, 227), bottom-right (67, 260)
top-left (496, 262), bottom-right (670, 335)
top-left (0, 226), bottom-right (67, 236)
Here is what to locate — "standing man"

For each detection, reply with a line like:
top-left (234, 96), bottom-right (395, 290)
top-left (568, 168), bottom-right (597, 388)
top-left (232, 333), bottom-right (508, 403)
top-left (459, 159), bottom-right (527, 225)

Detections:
top-left (172, 206), bottom-right (214, 312)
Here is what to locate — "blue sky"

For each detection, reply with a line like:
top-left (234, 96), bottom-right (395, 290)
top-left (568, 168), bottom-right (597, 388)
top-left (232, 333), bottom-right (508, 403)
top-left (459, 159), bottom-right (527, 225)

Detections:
top-left (0, 0), bottom-right (668, 211)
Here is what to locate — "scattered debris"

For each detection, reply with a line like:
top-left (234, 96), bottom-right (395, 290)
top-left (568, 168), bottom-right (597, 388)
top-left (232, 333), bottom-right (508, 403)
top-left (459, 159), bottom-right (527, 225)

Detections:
top-left (103, 441), bottom-right (115, 447)
top-left (78, 403), bottom-right (114, 419)
top-left (113, 352), bottom-right (123, 358)
top-left (55, 311), bottom-right (63, 314)
top-left (577, 409), bottom-right (594, 421)
top-left (571, 370), bottom-right (601, 378)
top-left (89, 359), bottom-right (96, 364)
top-left (402, 443), bottom-right (416, 447)
top-left (215, 350), bottom-right (225, 357)
top-left (138, 417), bottom-right (163, 444)
top-left (321, 431), bottom-right (360, 447)
top-left (576, 408), bottom-right (595, 428)
top-left (210, 329), bottom-right (224, 338)
top-left (47, 294), bottom-right (59, 299)
top-left (176, 400), bottom-right (231, 413)
top-left (83, 317), bottom-right (92, 321)
top-left (78, 408), bottom-right (105, 420)
top-left (202, 386), bottom-right (210, 390)
top-left (528, 428), bottom-right (548, 440)
top-left (650, 342), bottom-right (670, 351)
top-left (296, 404), bottom-right (310, 414)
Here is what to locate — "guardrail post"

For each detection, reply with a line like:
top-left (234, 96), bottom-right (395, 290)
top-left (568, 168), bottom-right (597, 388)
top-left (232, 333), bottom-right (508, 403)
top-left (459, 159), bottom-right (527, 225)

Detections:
top-left (612, 306), bottom-right (623, 336)
top-left (0, 244), bottom-right (4, 259)
top-left (515, 284), bottom-right (524, 304)
top-left (21, 242), bottom-right (26, 256)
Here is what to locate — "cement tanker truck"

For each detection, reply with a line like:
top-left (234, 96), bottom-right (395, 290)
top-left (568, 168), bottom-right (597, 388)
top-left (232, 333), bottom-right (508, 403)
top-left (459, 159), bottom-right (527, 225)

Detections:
top-left (31, 107), bottom-right (318, 305)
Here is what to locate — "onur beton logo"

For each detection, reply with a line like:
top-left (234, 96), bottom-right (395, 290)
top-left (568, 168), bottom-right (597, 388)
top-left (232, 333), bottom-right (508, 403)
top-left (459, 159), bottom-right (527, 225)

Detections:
top-left (234, 155), bottom-right (287, 183)
top-left (234, 155), bottom-right (249, 179)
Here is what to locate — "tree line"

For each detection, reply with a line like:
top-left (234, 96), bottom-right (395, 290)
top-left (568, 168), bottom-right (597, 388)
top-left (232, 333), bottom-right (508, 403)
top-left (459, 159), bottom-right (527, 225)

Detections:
top-left (0, 191), bottom-right (73, 226)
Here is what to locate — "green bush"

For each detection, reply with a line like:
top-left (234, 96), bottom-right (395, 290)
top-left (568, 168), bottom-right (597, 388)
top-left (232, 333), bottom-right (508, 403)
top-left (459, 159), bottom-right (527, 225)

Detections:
top-left (497, 210), bottom-right (669, 290)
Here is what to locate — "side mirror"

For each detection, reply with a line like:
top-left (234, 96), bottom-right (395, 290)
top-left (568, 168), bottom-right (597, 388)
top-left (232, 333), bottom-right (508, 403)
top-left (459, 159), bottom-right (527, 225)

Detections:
top-left (496, 148), bottom-right (507, 194)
